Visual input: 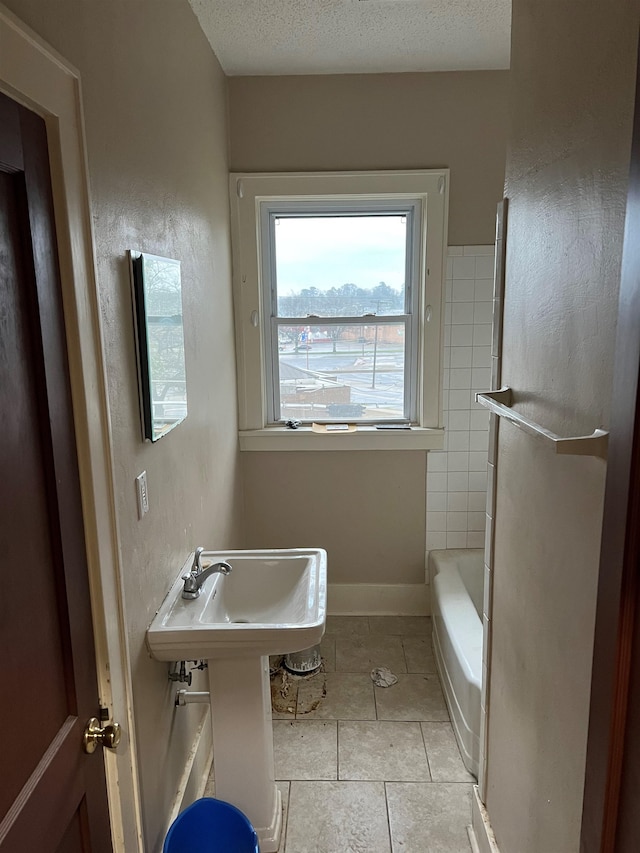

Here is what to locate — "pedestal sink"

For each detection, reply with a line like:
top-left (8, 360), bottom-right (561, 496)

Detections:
top-left (146, 548), bottom-right (327, 852)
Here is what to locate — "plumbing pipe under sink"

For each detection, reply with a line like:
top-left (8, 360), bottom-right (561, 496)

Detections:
top-left (283, 644), bottom-right (322, 674)
top-left (175, 690), bottom-right (210, 707)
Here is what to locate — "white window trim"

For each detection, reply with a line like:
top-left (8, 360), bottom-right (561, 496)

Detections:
top-left (229, 170), bottom-right (448, 451)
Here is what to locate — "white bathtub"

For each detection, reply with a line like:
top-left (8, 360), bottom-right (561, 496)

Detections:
top-left (429, 548), bottom-right (484, 778)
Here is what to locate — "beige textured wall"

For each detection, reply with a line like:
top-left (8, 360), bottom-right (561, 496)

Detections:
top-left (486, 3), bottom-right (638, 852)
top-left (242, 451), bottom-right (427, 585)
top-left (228, 71), bottom-right (509, 246)
top-left (3, 1), bottom-right (242, 848)
top-left (231, 71), bottom-right (507, 584)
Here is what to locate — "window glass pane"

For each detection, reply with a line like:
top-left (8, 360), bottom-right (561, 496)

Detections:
top-left (276, 322), bottom-right (406, 421)
top-left (274, 215), bottom-right (407, 317)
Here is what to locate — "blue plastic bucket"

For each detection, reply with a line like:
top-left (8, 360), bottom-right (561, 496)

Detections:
top-left (163, 797), bottom-right (260, 853)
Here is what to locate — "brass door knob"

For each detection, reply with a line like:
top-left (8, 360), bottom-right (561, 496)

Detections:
top-left (83, 717), bottom-right (122, 754)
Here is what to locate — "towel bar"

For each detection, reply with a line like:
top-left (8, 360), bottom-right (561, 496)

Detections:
top-left (475, 388), bottom-right (609, 460)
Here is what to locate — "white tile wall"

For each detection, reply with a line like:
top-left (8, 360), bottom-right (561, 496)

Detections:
top-left (426, 246), bottom-right (494, 551)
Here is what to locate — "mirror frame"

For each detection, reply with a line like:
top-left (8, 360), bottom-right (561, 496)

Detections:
top-left (128, 250), bottom-right (188, 441)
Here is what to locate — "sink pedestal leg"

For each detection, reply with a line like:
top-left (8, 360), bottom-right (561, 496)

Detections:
top-left (207, 656), bottom-right (281, 852)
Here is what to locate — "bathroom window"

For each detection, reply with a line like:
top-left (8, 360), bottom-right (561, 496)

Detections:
top-left (230, 171), bottom-right (448, 450)
top-left (265, 205), bottom-right (419, 424)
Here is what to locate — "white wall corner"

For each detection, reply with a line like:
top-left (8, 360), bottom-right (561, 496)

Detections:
top-left (472, 786), bottom-right (501, 853)
top-left (327, 583), bottom-right (430, 616)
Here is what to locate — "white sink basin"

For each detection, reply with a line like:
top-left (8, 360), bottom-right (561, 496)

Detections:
top-left (146, 548), bottom-right (327, 660)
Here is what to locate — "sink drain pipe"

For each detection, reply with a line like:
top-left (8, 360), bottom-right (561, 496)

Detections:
top-left (175, 690), bottom-right (210, 707)
top-left (283, 644), bottom-right (322, 675)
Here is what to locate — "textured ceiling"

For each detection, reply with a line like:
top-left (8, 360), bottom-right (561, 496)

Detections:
top-left (188, 0), bottom-right (512, 76)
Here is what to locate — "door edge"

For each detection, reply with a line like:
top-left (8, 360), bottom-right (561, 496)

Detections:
top-left (0, 5), bottom-right (144, 850)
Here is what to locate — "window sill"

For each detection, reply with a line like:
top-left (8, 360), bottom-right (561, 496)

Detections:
top-left (238, 426), bottom-right (445, 452)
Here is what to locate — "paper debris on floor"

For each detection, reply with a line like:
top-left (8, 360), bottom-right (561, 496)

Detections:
top-left (370, 667), bottom-right (398, 687)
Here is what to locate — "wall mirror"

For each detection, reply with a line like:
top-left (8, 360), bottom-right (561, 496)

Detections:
top-left (129, 251), bottom-right (188, 441)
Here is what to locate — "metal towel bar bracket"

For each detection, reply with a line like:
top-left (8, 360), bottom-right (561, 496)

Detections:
top-left (475, 387), bottom-right (609, 460)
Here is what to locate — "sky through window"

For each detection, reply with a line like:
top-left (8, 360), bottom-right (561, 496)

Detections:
top-left (274, 215), bottom-right (407, 296)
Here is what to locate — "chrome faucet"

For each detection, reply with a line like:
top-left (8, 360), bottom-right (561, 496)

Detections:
top-left (181, 546), bottom-right (232, 599)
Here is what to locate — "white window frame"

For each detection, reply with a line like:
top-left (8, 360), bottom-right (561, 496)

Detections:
top-left (262, 199), bottom-right (421, 425)
top-left (229, 171), bottom-right (448, 451)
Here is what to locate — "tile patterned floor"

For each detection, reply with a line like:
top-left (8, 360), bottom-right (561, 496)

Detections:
top-left (273, 616), bottom-right (474, 852)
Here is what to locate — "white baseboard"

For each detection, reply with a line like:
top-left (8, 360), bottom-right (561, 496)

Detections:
top-left (472, 786), bottom-right (501, 853)
top-left (467, 824), bottom-right (481, 853)
top-left (327, 583), bottom-right (430, 616)
top-left (165, 708), bottom-right (213, 834)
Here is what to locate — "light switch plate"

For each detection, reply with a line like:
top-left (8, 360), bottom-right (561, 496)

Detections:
top-left (136, 471), bottom-right (149, 519)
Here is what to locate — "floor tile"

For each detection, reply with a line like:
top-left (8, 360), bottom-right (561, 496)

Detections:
top-left (421, 723), bottom-right (475, 783)
top-left (269, 615), bottom-right (473, 850)
top-left (375, 674), bottom-right (449, 722)
top-left (369, 616), bottom-right (431, 636)
top-left (338, 721), bottom-right (431, 781)
top-left (402, 636), bottom-right (437, 673)
top-left (285, 781), bottom-right (391, 853)
top-left (324, 615), bottom-right (371, 637)
top-left (273, 720), bottom-right (337, 780)
top-left (336, 635), bottom-right (407, 674)
top-left (298, 673), bottom-right (376, 720)
top-left (294, 671), bottom-right (328, 717)
top-left (386, 782), bottom-right (473, 852)
top-left (320, 636), bottom-right (336, 672)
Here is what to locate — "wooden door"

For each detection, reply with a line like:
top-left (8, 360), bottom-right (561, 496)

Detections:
top-left (580, 35), bottom-right (640, 853)
top-left (0, 92), bottom-right (112, 851)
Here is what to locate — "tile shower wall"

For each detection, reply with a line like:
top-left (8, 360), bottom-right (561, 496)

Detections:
top-left (426, 246), bottom-right (495, 552)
